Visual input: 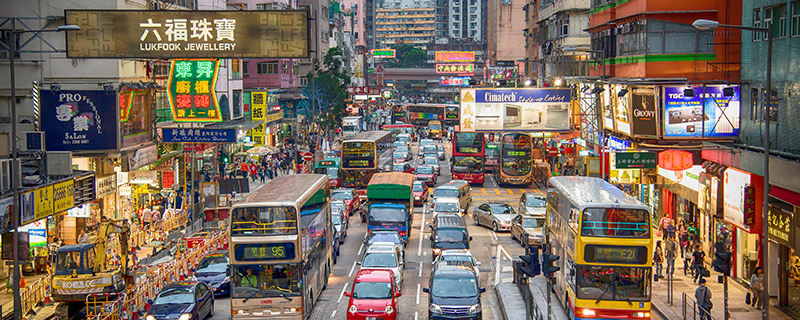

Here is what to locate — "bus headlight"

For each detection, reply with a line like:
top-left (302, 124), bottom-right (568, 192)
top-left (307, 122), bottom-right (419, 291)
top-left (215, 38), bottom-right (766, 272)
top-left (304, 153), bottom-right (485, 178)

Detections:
top-left (348, 305), bottom-right (358, 314)
top-left (580, 309), bottom-right (596, 317)
top-left (429, 304), bottom-right (442, 314)
top-left (145, 315), bottom-right (156, 320)
top-left (385, 306), bottom-right (394, 314)
top-left (432, 248), bottom-right (441, 255)
top-left (634, 311), bottom-right (651, 318)
top-left (468, 304), bottom-right (481, 314)
top-left (283, 307), bottom-right (298, 314)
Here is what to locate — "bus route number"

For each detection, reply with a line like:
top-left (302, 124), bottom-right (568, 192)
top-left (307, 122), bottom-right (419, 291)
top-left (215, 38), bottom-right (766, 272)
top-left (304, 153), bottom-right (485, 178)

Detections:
top-left (585, 244), bottom-right (645, 264)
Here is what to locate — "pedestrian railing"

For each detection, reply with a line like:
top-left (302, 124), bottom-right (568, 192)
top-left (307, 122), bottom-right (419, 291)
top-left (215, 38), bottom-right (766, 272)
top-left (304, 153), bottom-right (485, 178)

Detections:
top-left (514, 260), bottom-right (543, 320)
top-left (681, 292), bottom-right (720, 320)
top-left (13, 274), bottom-right (50, 318)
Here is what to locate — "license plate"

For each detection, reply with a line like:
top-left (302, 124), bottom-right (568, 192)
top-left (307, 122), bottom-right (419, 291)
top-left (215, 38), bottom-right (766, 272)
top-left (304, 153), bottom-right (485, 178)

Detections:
top-left (366, 317), bottom-right (377, 320)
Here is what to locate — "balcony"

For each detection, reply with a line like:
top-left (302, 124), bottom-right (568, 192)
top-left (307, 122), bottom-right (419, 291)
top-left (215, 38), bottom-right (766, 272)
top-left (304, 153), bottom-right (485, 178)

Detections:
top-left (539, 0), bottom-right (590, 21)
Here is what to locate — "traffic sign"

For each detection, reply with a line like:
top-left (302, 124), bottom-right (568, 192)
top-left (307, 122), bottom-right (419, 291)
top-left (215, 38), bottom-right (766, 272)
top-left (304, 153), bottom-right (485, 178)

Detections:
top-left (302, 152), bottom-right (313, 162)
top-left (548, 147), bottom-right (559, 157)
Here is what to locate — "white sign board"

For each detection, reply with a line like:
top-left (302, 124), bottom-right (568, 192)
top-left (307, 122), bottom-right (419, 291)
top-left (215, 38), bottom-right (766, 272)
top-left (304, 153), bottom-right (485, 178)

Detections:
top-left (723, 168), bottom-right (750, 230)
top-left (459, 88), bottom-right (571, 132)
top-left (657, 165), bottom-right (702, 192)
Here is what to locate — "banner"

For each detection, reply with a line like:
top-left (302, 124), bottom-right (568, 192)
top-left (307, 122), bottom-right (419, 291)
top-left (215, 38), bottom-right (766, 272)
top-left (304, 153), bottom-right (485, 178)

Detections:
top-left (66, 10), bottom-right (310, 58)
top-left (40, 89), bottom-right (119, 151)
top-left (663, 86), bottom-right (741, 138)
top-left (162, 128), bottom-right (237, 143)
top-left (167, 59), bottom-right (222, 122)
top-left (436, 63), bottom-right (474, 74)
top-left (435, 51), bottom-right (475, 62)
top-left (613, 86), bottom-right (631, 135)
top-left (630, 87), bottom-right (658, 137)
top-left (251, 92), bottom-right (267, 121)
top-left (459, 88), bottom-right (571, 132)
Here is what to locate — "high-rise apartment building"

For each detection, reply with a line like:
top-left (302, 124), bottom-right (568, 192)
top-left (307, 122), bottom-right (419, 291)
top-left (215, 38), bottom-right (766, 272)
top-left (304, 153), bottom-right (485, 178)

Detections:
top-left (376, 7), bottom-right (436, 49)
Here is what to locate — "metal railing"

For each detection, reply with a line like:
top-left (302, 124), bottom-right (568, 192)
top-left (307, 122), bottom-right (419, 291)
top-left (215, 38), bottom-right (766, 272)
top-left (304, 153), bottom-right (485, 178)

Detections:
top-left (514, 260), bottom-right (544, 320)
top-left (681, 291), bottom-right (720, 320)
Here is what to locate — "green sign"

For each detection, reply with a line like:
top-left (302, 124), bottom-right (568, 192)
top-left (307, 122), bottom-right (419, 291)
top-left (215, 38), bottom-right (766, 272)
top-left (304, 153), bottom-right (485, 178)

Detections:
top-left (615, 152), bottom-right (657, 169)
top-left (371, 49), bottom-right (396, 58)
top-left (167, 59), bottom-right (222, 122)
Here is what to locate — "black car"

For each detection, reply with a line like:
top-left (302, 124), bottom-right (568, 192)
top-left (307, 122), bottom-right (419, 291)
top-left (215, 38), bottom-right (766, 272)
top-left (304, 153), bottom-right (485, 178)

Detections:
top-left (192, 252), bottom-right (230, 296)
top-left (145, 281), bottom-right (214, 320)
top-left (423, 264), bottom-right (485, 320)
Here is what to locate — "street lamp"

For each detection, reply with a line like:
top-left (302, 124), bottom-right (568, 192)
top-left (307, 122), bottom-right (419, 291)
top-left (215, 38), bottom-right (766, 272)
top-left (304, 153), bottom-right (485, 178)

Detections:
top-left (692, 18), bottom-right (772, 320)
top-left (7, 24), bottom-right (80, 320)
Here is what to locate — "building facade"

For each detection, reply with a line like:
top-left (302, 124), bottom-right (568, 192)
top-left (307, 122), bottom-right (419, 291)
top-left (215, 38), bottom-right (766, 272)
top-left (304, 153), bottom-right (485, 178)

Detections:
top-left (375, 7), bottom-right (436, 48)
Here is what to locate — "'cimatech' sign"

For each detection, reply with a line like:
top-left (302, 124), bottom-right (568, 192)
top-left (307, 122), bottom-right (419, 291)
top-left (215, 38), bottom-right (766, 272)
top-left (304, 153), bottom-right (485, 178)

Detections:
top-left (65, 10), bottom-right (310, 58)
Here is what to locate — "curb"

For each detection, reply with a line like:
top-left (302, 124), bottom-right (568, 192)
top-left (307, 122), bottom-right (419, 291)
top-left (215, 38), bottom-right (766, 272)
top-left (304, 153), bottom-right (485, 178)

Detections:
top-left (651, 302), bottom-right (671, 320)
top-left (493, 285), bottom-right (510, 320)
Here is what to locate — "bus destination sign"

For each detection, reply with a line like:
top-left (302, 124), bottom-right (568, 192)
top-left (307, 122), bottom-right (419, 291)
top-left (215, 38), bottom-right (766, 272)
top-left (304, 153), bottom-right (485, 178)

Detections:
top-left (234, 242), bottom-right (296, 261)
top-left (584, 244), bottom-right (647, 264)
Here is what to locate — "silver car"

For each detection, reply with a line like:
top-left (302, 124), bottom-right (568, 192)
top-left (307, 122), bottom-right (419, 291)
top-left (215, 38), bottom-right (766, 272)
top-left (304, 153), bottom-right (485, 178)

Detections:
top-left (358, 244), bottom-right (404, 291)
top-left (473, 202), bottom-right (517, 232)
top-left (518, 192), bottom-right (547, 216)
top-left (436, 144), bottom-right (445, 160)
top-left (510, 214), bottom-right (545, 247)
top-left (422, 156), bottom-right (440, 176)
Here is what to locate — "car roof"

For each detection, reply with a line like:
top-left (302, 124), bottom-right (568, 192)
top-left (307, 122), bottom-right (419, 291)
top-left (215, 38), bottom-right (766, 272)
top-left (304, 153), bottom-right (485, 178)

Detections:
top-left (162, 281), bottom-right (198, 290)
top-left (333, 188), bottom-right (354, 193)
top-left (439, 249), bottom-right (472, 256)
top-left (433, 265), bottom-right (479, 277)
top-left (366, 245), bottom-right (398, 253)
top-left (370, 229), bottom-right (401, 235)
top-left (354, 269), bottom-right (394, 282)
top-left (448, 180), bottom-right (469, 187)
top-left (370, 241), bottom-right (399, 248)
top-left (435, 198), bottom-right (459, 204)
top-left (434, 214), bottom-right (467, 227)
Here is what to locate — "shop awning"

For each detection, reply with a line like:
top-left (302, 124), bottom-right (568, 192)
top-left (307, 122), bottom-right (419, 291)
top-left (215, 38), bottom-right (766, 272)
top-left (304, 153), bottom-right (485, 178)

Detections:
top-left (247, 145), bottom-right (279, 155)
top-left (551, 131), bottom-right (581, 142)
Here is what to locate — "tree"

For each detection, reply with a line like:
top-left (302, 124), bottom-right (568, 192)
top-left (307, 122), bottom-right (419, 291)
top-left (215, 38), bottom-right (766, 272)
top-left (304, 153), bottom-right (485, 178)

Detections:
top-left (298, 47), bottom-right (350, 131)
top-left (386, 44), bottom-right (428, 68)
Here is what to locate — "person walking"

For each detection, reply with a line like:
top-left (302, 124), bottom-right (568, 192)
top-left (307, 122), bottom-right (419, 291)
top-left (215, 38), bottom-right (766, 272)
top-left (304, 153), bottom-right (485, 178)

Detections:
top-left (249, 162), bottom-right (258, 182)
top-left (750, 266), bottom-right (763, 310)
top-left (665, 234), bottom-right (678, 277)
top-left (659, 213), bottom-right (672, 241)
top-left (679, 220), bottom-right (689, 258)
top-left (141, 206), bottom-right (153, 228)
top-left (654, 240), bottom-right (664, 280)
top-left (695, 278), bottom-right (713, 320)
top-left (240, 161), bottom-right (249, 180)
top-left (692, 244), bottom-right (706, 283)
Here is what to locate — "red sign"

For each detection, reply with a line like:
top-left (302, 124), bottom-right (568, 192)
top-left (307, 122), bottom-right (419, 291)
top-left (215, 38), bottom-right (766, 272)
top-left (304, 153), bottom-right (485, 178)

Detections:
top-left (346, 87), bottom-right (380, 95)
top-left (744, 185), bottom-right (756, 226)
top-left (548, 147), bottom-right (559, 157)
top-left (302, 152), bottom-right (313, 162)
top-left (186, 237), bottom-right (204, 249)
top-left (162, 171), bottom-right (175, 188)
top-left (435, 51), bottom-right (475, 63)
top-left (658, 150), bottom-right (693, 171)
top-left (183, 143), bottom-right (207, 151)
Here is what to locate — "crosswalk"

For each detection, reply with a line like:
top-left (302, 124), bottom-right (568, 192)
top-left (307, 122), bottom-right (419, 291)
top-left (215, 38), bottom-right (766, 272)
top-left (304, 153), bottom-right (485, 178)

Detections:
top-left (476, 188), bottom-right (540, 195)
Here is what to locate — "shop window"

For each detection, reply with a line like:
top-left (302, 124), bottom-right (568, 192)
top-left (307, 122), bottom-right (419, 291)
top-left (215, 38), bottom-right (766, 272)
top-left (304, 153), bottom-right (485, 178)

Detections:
top-left (754, 9), bottom-right (763, 41)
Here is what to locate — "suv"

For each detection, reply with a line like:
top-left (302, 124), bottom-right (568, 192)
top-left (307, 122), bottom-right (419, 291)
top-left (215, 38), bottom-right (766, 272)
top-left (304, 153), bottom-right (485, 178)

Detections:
top-left (429, 214), bottom-right (471, 257)
top-left (423, 264), bottom-right (486, 319)
top-left (358, 244), bottom-right (405, 291)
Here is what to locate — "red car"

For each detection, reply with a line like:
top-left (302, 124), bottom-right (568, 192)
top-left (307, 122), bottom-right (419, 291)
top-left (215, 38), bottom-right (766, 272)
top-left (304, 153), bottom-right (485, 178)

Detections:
top-left (413, 181), bottom-right (428, 206)
top-left (392, 162), bottom-right (414, 174)
top-left (414, 165), bottom-right (436, 187)
top-left (345, 269), bottom-right (401, 320)
top-left (332, 188), bottom-right (360, 216)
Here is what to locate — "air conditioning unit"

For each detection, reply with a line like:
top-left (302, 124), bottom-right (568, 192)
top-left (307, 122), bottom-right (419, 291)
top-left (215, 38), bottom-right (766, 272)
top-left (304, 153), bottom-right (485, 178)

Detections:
top-left (21, 132), bottom-right (44, 151)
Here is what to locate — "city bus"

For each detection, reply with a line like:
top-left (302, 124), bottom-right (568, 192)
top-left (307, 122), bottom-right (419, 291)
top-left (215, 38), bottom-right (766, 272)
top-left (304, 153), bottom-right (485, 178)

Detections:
top-left (451, 132), bottom-right (485, 184)
top-left (485, 142), bottom-right (500, 173)
top-left (427, 120), bottom-right (443, 139)
top-left (496, 132), bottom-right (533, 185)
top-left (341, 131), bottom-right (394, 193)
top-left (228, 174), bottom-right (332, 319)
top-left (314, 157), bottom-right (341, 188)
top-left (407, 103), bottom-right (458, 126)
top-left (546, 176), bottom-right (653, 320)
top-left (443, 105), bottom-right (459, 127)
top-left (391, 105), bottom-right (407, 124)
top-left (382, 124), bottom-right (415, 140)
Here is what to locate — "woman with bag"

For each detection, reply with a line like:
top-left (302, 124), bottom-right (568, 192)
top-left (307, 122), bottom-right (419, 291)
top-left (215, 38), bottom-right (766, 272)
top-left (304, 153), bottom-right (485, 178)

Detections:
top-left (654, 241), bottom-right (664, 280)
top-left (678, 220), bottom-right (689, 258)
top-left (750, 266), bottom-right (763, 310)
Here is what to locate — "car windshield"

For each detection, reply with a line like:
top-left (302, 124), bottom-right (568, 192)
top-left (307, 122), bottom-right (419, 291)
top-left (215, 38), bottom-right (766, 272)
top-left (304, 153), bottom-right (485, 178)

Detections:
top-left (434, 189), bottom-right (458, 198)
top-left (489, 204), bottom-right (515, 214)
top-left (331, 203), bottom-right (346, 213)
top-left (154, 287), bottom-right (195, 305)
top-left (441, 255), bottom-right (473, 264)
top-left (522, 217), bottom-right (545, 228)
top-left (576, 266), bottom-right (651, 301)
top-left (368, 207), bottom-right (407, 225)
top-left (431, 277), bottom-right (478, 298)
top-left (397, 136), bottom-right (410, 142)
top-left (231, 206), bottom-right (297, 236)
top-left (423, 146), bottom-right (436, 152)
top-left (196, 256), bottom-right (228, 274)
top-left (362, 252), bottom-right (398, 268)
top-left (352, 281), bottom-right (393, 299)
top-left (393, 164), bottom-right (406, 171)
top-left (369, 232), bottom-right (402, 244)
top-left (417, 167), bottom-right (434, 174)
top-left (435, 202), bottom-right (459, 212)
top-left (424, 157), bottom-right (437, 164)
top-left (396, 146), bottom-right (409, 153)
top-left (525, 195), bottom-right (546, 207)
top-left (581, 208), bottom-right (650, 238)
top-left (434, 229), bottom-right (468, 242)
top-left (232, 264), bottom-right (302, 298)
top-left (332, 213), bottom-right (343, 225)
top-left (437, 145), bottom-right (444, 151)
top-left (332, 192), bottom-right (354, 201)
top-left (413, 183), bottom-right (424, 192)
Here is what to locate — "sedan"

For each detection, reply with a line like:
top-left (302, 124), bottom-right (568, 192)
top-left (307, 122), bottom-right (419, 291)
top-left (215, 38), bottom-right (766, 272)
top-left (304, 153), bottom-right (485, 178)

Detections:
top-left (432, 249), bottom-right (482, 283)
top-left (412, 181), bottom-right (429, 206)
top-left (422, 156), bottom-right (440, 176)
top-left (395, 145), bottom-right (412, 161)
top-left (436, 145), bottom-right (445, 161)
top-left (393, 162), bottom-right (414, 174)
top-left (519, 192), bottom-right (547, 216)
top-left (192, 252), bottom-right (230, 296)
top-left (510, 214), bottom-right (546, 247)
top-left (392, 152), bottom-right (406, 164)
top-left (414, 165), bottom-right (437, 186)
top-left (332, 189), bottom-right (360, 216)
top-left (332, 210), bottom-right (349, 243)
top-left (358, 245), bottom-right (404, 291)
top-left (473, 202), bottom-right (517, 232)
top-left (145, 281), bottom-right (214, 320)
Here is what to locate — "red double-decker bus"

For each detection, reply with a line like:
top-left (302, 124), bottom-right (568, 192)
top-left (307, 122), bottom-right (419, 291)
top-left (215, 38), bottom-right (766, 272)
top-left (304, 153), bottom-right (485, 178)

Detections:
top-left (451, 132), bottom-right (485, 184)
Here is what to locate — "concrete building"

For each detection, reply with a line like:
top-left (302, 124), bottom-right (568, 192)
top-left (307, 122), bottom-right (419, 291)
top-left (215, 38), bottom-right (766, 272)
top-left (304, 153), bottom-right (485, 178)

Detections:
top-left (523, 0), bottom-right (541, 82)
top-left (535, 0), bottom-right (591, 82)
top-left (375, 7), bottom-right (436, 49)
top-left (486, 0), bottom-right (526, 66)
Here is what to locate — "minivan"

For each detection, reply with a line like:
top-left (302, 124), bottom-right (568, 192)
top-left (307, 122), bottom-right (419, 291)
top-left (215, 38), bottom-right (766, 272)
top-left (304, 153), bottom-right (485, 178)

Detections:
top-left (429, 214), bottom-right (471, 257)
top-left (432, 180), bottom-right (472, 213)
top-left (423, 263), bottom-right (485, 320)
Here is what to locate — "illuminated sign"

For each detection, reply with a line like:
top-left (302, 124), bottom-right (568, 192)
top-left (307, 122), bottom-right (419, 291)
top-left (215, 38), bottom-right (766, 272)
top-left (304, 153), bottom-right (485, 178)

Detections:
top-left (343, 159), bottom-right (373, 168)
top-left (584, 244), bottom-right (648, 264)
top-left (65, 10), bottom-right (310, 58)
top-left (459, 88), bottom-right (571, 132)
top-left (436, 63), bottom-right (474, 74)
top-left (435, 51), bottom-right (475, 62)
top-left (439, 76), bottom-right (472, 87)
top-left (234, 243), bottom-right (296, 261)
top-left (167, 59), bottom-right (222, 122)
top-left (657, 150), bottom-right (693, 171)
top-left (504, 150), bottom-right (530, 157)
top-left (371, 49), bottom-right (396, 58)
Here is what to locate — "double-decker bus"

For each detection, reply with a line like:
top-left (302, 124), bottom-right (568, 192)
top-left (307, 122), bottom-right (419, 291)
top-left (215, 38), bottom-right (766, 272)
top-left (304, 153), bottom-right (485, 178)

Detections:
top-left (427, 120), bottom-right (443, 139)
top-left (228, 174), bottom-right (332, 319)
top-left (451, 132), bottom-right (485, 184)
top-left (341, 131), bottom-right (393, 193)
top-left (546, 176), bottom-right (653, 320)
top-left (496, 132), bottom-right (533, 185)
top-left (382, 124), bottom-right (414, 140)
top-left (443, 105), bottom-right (459, 127)
top-left (314, 157), bottom-right (341, 188)
top-left (485, 142), bottom-right (500, 173)
top-left (391, 105), bottom-right (407, 124)
top-left (407, 104), bottom-right (458, 126)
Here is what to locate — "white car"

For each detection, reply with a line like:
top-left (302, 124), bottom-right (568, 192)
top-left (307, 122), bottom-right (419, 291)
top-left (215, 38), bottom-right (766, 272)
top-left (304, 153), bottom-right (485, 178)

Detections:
top-left (358, 244), bottom-right (405, 291)
top-left (431, 198), bottom-right (462, 217)
top-left (432, 249), bottom-right (482, 283)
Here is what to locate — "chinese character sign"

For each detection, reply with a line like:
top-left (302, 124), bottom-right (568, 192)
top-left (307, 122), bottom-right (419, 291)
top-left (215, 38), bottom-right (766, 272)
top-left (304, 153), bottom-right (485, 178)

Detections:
top-left (168, 59), bottom-right (222, 122)
top-left (251, 92), bottom-right (267, 121)
top-left (40, 89), bottom-right (119, 151)
top-left (436, 63), bottom-right (475, 74)
top-left (435, 51), bottom-right (475, 62)
top-left (162, 128), bottom-right (237, 143)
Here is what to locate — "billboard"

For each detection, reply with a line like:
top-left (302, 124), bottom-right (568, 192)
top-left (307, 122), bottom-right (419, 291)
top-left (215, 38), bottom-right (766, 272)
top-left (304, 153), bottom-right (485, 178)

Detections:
top-left (40, 89), bottom-right (119, 151)
top-left (436, 63), bottom-right (474, 74)
top-left (435, 51), bottom-right (475, 62)
top-left (65, 10), bottom-right (310, 59)
top-left (439, 76), bottom-right (472, 87)
top-left (630, 87), bottom-right (658, 137)
top-left (167, 59), bottom-right (222, 122)
top-left (459, 88), bottom-right (571, 132)
top-left (723, 168), bottom-right (750, 230)
top-left (371, 49), bottom-right (396, 58)
top-left (663, 86), bottom-right (740, 138)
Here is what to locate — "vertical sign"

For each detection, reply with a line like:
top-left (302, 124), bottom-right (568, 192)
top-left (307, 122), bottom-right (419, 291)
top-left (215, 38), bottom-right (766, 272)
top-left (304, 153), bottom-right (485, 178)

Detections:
top-left (167, 59), bottom-right (222, 122)
top-left (53, 180), bottom-right (75, 214)
top-left (630, 87), bottom-right (658, 137)
top-left (251, 92), bottom-right (267, 121)
top-left (162, 171), bottom-right (176, 189)
top-left (459, 89), bottom-right (476, 132)
top-left (34, 186), bottom-right (53, 221)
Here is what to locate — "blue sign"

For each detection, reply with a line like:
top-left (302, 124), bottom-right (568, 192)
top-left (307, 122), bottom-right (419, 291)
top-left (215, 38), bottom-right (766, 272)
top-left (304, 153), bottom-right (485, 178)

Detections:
top-left (40, 90), bottom-right (119, 151)
top-left (663, 86), bottom-right (740, 138)
top-left (473, 88), bottom-right (570, 103)
top-left (606, 135), bottom-right (632, 150)
top-left (162, 128), bottom-right (237, 143)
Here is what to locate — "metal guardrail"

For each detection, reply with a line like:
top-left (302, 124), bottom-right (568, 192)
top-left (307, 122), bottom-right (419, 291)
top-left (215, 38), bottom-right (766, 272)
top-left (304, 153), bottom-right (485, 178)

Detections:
top-left (514, 260), bottom-right (543, 320)
top-left (681, 291), bottom-right (720, 320)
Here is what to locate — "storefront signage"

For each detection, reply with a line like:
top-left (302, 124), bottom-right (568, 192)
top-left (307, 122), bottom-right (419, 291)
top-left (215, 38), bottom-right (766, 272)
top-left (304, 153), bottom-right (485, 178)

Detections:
top-left (346, 87), bottom-right (380, 95)
top-left (663, 86), bottom-right (741, 138)
top-left (40, 89), bottom-right (119, 151)
top-left (768, 206), bottom-right (793, 245)
top-left (18, 219), bottom-right (47, 247)
top-left (615, 152), bottom-right (657, 169)
top-left (96, 175), bottom-right (116, 198)
top-left (247, 122), bottom-right (266, 146)
top-left (435, 51), bottom-right (475, 62)
top-left (0, 197), bottom-right (11, 234)
top-left (459, 88), bottom-right (571, 132)
top-left (631, 87), bottom-right (658, 137)
top-left (605, 135), bottom-right (632, 150)
top-left (265, 111), bottom-right (283, 124)
top-left (370, 49), bottom-right (396, 58)
top-left (614, 86), bottom-right (632, 136)
top-left (67, 203), bottom-right (91, 218)
top-left (744, 186), bottom-right (756, 226)
top-left (162, 128), bottom-right (237, 143)
top-left (250, 92), bottom-right (267, 121)
top-left (439, 76), bottom-right (472, 87)
top-left (723, 168), bottom-right (751, 230)
top-left (610, 168), bottom-right (641, 184)
top-left (20, 185), bottom-right (54, 225)
top-left (162, 171), bottom-right (176, 189)
top-left (65, 10), bottom-right (310, 58)
top-left (658, 150), bottom-right (693, 171)
top-left (658, 165), bottom-right (702, 192)
top-left (129, 145), bottom-right (158, 171)
top-left (128, 171), bottom-right (158, 185)
top-left (167, 59), bottom-right (222, 122)
top-left (436, 63), bottom-right (475, 74)
top-left (53, 180), bottom-right (75, 214)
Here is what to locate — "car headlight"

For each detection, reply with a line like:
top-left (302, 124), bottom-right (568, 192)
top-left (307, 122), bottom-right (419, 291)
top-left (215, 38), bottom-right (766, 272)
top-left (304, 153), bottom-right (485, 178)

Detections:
top-left (385, 305), bottom-right (394, 314)
top-left (415, 196), bottom-right (421, 200)
top-left (349, 305), bottom-right (358, 314)
top-left (179, 313), bottom-right (192, 320)
top-left (429, 304), bottom-right (442, 314)
top-left (432, 248), bottom-right (441, 254)
top-left (145, 315), bottom-right (156, 320)
top-left (468, 304), bottom-right (482, 314)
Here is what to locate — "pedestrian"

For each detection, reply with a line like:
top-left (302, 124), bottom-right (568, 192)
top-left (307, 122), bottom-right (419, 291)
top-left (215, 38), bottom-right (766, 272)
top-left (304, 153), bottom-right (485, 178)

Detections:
top-left (692, 244), bottom-right (706, 283)
top-left (240, 161), bottom-right (249, 180)
top-left (665, 234), bottom-right (678, 277)
top-left (750, 266), bottom-right (763, 310)
top-left (259, 166), bottom-right (266, 183)
top-left (695, 278), bottom-right (713, 320)
top-left (249, 162), bottom-right (258, 182)
top-left (141, 206), bottom-right (153, 228)
top-left (151, 207), bottom-right (162, 225)
top-left (654, 240), bottom-right (664, 280)
top-left (78, 229), bottom-right (89, 244)
top-left (679, 220), bottom-right (689, 259)
top-left (659, 213), bottom-right (672, 241)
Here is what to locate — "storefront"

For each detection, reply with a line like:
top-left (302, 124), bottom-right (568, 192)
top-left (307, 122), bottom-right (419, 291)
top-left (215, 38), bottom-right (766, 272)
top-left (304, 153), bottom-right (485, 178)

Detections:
top-left (766, 185), bottom-right (800, 317)
top-left (720, 167), bottom-right (762, 283)
top-left (657, 164), bottom-right (702, 237)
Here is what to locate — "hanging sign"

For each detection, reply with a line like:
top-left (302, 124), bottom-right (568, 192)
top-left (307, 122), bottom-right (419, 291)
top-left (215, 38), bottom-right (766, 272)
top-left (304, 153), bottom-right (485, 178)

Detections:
top-left (436, 63), bottom-right (475, 74)
top-left (40, 89), bottom-right (119, 151)
top-left (251, 92), bottom-right (267, 121)
top-left (768, 206), bottom-right (792, 245)
top-left (53, 180), bottom-right (75, 214)
top-left (96, 175), bottom-right (116, 198)
top-left (615, 152), bottom-right (657, 169)
top-left (162, 128), bottom-right (237, 143)
top-left (167, 59), bottom-right (222, 122)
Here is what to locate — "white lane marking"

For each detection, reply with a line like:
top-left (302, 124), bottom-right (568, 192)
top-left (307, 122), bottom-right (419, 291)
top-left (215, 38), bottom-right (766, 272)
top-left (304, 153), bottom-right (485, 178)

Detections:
top-left (337, 282), bottom-right (349, 303)
top-left (330, 310), bottom-right (337, 319)
top-left (419, 261), bottom-right (423, 277)
top-left (498, 244), bottom-right (514, 261)
top-left (491, 230), bottom-right (498, 241)
top-left (357, 242), bottom-right (364, 256)
top-left (423, 251), bottom-right (427, 257)
top-left (348, 261), bottom-right (357, 277)
top-left (417, 206), bottom-right (426, 257)
top-left (494, 245), bottom-right (501, 286)
top-left (415, 312), bottom-right (419, 320)
top-left (416, 283), bottom-right (421, 304)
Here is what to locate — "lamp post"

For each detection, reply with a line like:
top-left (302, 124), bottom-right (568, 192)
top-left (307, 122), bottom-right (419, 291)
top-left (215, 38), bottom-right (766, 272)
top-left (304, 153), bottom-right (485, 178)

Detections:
top-left (693, 18), bottom-right (772, 320)
top-left (7, 23), bottom-right (80, 320)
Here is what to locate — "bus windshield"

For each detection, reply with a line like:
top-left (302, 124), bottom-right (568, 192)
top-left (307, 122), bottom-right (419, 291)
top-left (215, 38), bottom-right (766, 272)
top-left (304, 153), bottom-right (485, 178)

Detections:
top-left (576, 266), bottom-right (650, 301)
top-left (501, 149), bottom-right (531, 176)
top-left (453, 156), bottom-right (484, 173)
top-left (429, 123), bottom-right (442, 131)
top-left (325, 167), bottom-right (339, 179)
top-left (581, 208), bottom-right (650, 238)
top-left (454, 133), bottom-right (483, 154)
top-left (342, 142), bottom-right (375, 168)
top-left (343, 125), bottom-right (357, 132)
top-left (231, 206), bottom-right (297, 236)
top-left (368, 207), bottom-right (407, 226)
top-left (232, 264), bottom-right (302, 298)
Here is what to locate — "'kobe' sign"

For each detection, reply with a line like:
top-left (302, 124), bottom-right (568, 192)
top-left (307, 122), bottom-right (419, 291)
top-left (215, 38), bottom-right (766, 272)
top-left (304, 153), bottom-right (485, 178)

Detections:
top-left (65, 10), bottom-right (310, 58)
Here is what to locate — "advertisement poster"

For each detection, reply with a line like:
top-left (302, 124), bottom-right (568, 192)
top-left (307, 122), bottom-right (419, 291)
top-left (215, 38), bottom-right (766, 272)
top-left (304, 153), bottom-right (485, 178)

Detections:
top-left (602, 88), bottom-right (615, 131)
top-left (459, 88), bottom-right (571, 132)
top-left (40, 89), bottom-right (119, 151)
top-left (19, 219), bottom-right (47, 247)
top-left (723, 168), bottom-right (750, 230)
top-left (613, 86), bottom-right (631, 135)
top-left (631, 87), bottom-right (658, 137)
top-left (663, 86), bottom-right (741, 138)
top-left (0, 197), bottom-right (11, 234)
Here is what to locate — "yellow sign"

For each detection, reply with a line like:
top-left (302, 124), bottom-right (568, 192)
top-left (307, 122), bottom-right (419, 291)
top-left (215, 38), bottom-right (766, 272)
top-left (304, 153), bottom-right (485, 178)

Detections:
top-left (265, 112), bottom-right (283, 123)
top-left (251, 92), bottom-right (267, 121)
top-left (53, 180), bottom-right (75, 213)
top-left (134, 184), bottom-right (149, 194)
top-left (249, 122), bottom-right (266, 146)
top-left (34, 186), bottom-right (54, 220)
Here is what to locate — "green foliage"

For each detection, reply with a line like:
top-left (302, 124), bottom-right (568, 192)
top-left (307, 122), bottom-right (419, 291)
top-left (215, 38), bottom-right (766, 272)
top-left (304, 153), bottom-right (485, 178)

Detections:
top-left (386, 44), bottom-right (428, 68)
top-left (299, 47), bottom-right (351, 131)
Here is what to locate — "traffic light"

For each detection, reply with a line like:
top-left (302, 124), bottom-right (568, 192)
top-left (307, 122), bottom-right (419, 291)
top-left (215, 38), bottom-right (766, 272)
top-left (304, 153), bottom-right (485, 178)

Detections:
top-left (541, 251), bottom-right (560, 279)
top-left (519, 248), bottom-right (541, 277)
top-left (712, 241), bottom-right (732, 275)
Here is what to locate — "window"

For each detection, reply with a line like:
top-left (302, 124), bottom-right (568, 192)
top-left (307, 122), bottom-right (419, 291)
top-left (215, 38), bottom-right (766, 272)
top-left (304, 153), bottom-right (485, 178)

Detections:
top-left (754, 8), bottom-right (762, 41)
top-left (646, 20), bottom-right (713, 55)
top-left (765, 6), bottom-right (773, 39)
top-left (257, 62), bottom-right (279, 74)
top-left (778, 4), bottom-right (788, 38)
top-left (750, 88), bottom-right (759, 121)
top-left (231, 59), bottom-right (241, 80)
top-left (242, 60), bottom-right (248, 75)
top-left (793, 1), bottom-right (800, 37)
top-left (256, 3), bottom-right (282, 10)
top-left (561, 24), bottom-right (569, 36)
top-left (233, 90), bottom-right (242, 118)
top-left (298, 76), bottom-right (309, 87)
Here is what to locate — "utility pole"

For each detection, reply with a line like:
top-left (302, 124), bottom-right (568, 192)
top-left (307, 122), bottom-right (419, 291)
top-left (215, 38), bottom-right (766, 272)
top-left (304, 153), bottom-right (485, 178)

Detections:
top-left (9, 19), bottom-right (23, 320)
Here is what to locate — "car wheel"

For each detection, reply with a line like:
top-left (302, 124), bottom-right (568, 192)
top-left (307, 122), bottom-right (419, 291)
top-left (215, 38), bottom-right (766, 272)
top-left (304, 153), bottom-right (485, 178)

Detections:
top-left (493, 222), bottom-right (499, 232)
top-left (474, 215), bottom-right (480, 226)
top-left (510, 232), bottom-right (516, 240)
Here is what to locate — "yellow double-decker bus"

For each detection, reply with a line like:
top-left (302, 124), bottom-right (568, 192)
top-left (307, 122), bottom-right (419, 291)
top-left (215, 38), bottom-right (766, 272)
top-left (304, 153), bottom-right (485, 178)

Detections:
top-left (228, 174), bottom-right (332, 319)
top-left (496, 132), bottom-right (533, 185)
top-left (546, 176), bottom-right (653, 320)
top-left (340, 131), bottom-right (393, 193)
